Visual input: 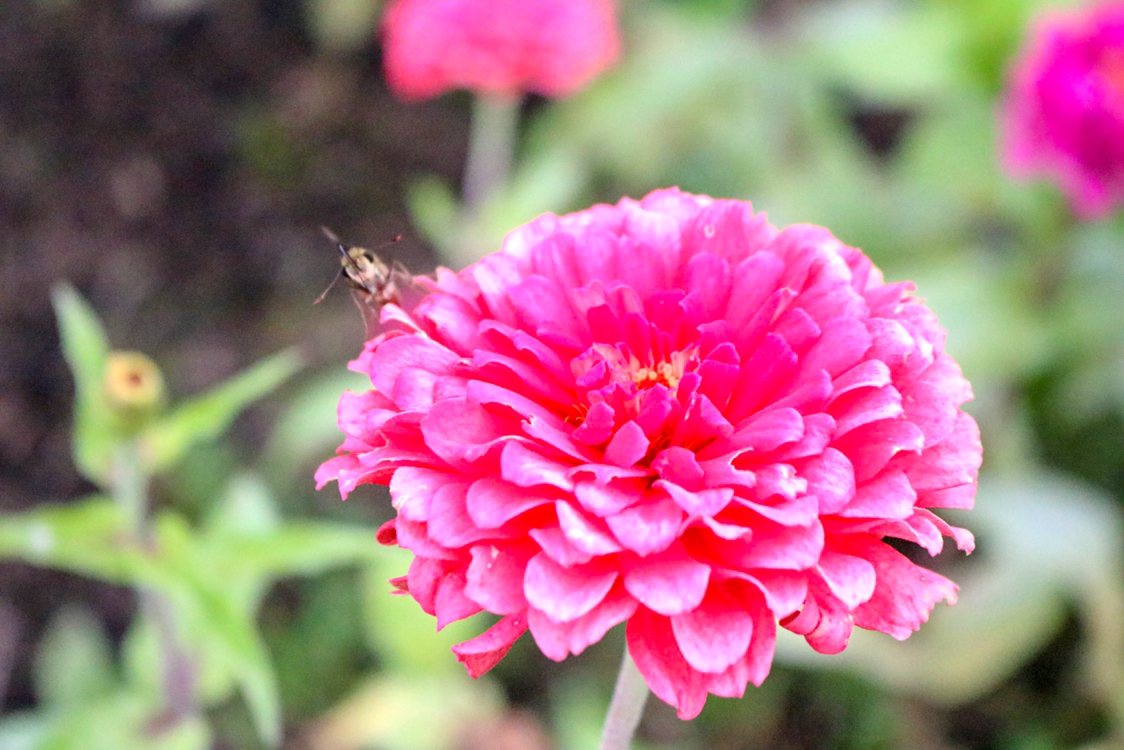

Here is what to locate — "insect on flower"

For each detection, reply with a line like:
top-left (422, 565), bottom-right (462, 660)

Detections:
top-left (315, 227), bottom-right (408, 336)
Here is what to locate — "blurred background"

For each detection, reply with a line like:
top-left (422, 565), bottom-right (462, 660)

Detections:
top-left (3, 0), bottom-right (1124, 748)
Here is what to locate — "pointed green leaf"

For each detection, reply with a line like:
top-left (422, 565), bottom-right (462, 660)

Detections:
top-left (189, 586), bottom-right (281, 749)
top-left (0, 496), bottom-right (145, 583)
top-left (200, 473), bottom-right (383, 607)
top-left (141, 349), bottom-right (303, 473)
top-left (205, 522), bottom-right (386, 582)
top-left (51, 283), bottom-right (115, 486)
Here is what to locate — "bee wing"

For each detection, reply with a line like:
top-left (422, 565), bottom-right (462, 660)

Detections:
top-left (386, 262), bottom-right (431, 315)
top-left (350, 288), bottom-right (382, 340)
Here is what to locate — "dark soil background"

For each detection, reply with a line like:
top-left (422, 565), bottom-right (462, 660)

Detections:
top-left (0, 0), bottom-right (453, 716)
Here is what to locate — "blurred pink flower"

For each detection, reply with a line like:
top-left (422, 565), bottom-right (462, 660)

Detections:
top-left (1002, 1), bottom-right (1124, 217)
top-left (318, 189), bottom-right (980, 719)
top-left (381, 0), bottom-right (620, 101)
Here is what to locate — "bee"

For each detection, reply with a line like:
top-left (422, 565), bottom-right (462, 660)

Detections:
top-left (315, 227), bottom-right (408, 335)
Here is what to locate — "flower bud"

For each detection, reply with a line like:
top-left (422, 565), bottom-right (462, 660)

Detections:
top-left (103, 351), bottom-right (165, 431)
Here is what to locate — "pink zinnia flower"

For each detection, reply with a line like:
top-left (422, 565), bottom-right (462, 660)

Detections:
top-left (317, 189), bottom-right (981, 719)
top-left (381, 0), bottom-right (620, 101)
top-left (1002, 1), bottom-right (1124, 218)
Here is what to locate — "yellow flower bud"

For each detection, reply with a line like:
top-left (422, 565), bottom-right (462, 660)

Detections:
top-left (103, 351), bottom-right (165, 430)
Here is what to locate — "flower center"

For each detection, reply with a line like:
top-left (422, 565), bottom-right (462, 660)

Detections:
top-left (573, 342), bottom-right (699, 396)
top-left (566, 341), bottom-right (701, 433)
top-left (629, 348), bottom-right (694, 391)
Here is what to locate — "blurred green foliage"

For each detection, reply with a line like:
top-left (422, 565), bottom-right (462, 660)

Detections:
top-left (6, 0), bottom-right (1124, 748)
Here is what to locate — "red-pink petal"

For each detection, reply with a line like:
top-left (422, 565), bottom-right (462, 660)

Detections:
top-left (816, 549), bottom-right (877, 609)
top-left (465, 543), bottom-right (532, 614)
top-left (606, 492), bottom-right (684, 555)
top-left (846, 536), bottom-right (958, 639)
top-left (434, 569), bottom-right (483, 628)
top-left (839, 468), bottom-right (916, 520)
top-left (527, 586), bottom-right (638, 660)
top-left (500, 441), bottom-right (575, 490)
top-left (524, 552), bottom-right (618, 622)
top-left (556, 500), bottom-right (624, 555)
top-left (465, 476), bottom-right (553, 528)
top-left (603, 420), bottom-right (651, 468)
top-left (627, 607), bottom-right (709, 719)
top-left (670, 591), bottom-right (753, 673)
top-left (452, 613), bottom-right (528, 678)
top-left (623, 545), bottom-right (711, 616)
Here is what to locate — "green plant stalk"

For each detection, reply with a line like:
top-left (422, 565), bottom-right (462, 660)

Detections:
top-left (462, 92), bottom-right (520, 213)
top-left (598, 648), bottom-right (649, 750)
top-left (112, 442), bottom-right (148, 536)
top-left (112, 442), bottom-right (199, 727)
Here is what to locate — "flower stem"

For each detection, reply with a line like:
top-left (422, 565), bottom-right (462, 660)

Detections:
top-left (112, 441), bottom-right (148, 536)
top-left (462, 92), bottom-right (520, 213)
top-left (599, 648), bottom-right (649, 750)
top-left (111, 442), bottom-right (199, 727)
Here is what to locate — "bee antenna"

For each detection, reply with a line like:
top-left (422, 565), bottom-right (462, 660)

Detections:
top-left (314, 273), bottom-right (343, 305)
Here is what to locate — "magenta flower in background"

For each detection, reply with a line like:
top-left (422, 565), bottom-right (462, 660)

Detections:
top-left (381, 0), bottom-right (620, 101)
top-left (318, 189), bottom-right (981, 719)
top-left (1002, 1), bottom-right (1124, 218)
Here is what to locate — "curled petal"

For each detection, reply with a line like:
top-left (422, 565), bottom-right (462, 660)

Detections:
top-left (452, 613), bottom-right (528, 678)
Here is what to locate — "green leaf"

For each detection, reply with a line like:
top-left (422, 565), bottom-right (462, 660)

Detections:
top-left (200, 473), bottom-right (385, 612)
top-left (207, 522), bottom-right (385, 582)
top-left (801, 0), bottom-right (968, 100)
top-left (0, 497), bottom-right (285, 745)
top-left (34, 690), bottom-right (210, 750)
top-left (141, 349), bottom-right (303, 473)
top-left (190, 588), bottom-right (281, 749)
top-left (0, 496), bottom-right (147, 583)
top-left (34, 606), bottom-right (117, 710)
top-left (51, 283), bottom-right (114, 486)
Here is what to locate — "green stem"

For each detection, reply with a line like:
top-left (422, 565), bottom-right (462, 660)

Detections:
top-left (111, 441), bottom-right (198, 727)
top-left (599, 648), bottom-right (649, 750)
top-left (462, 92), bottom-right (520, 213)
top-left (112, 441), bottom-right (148, 536)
